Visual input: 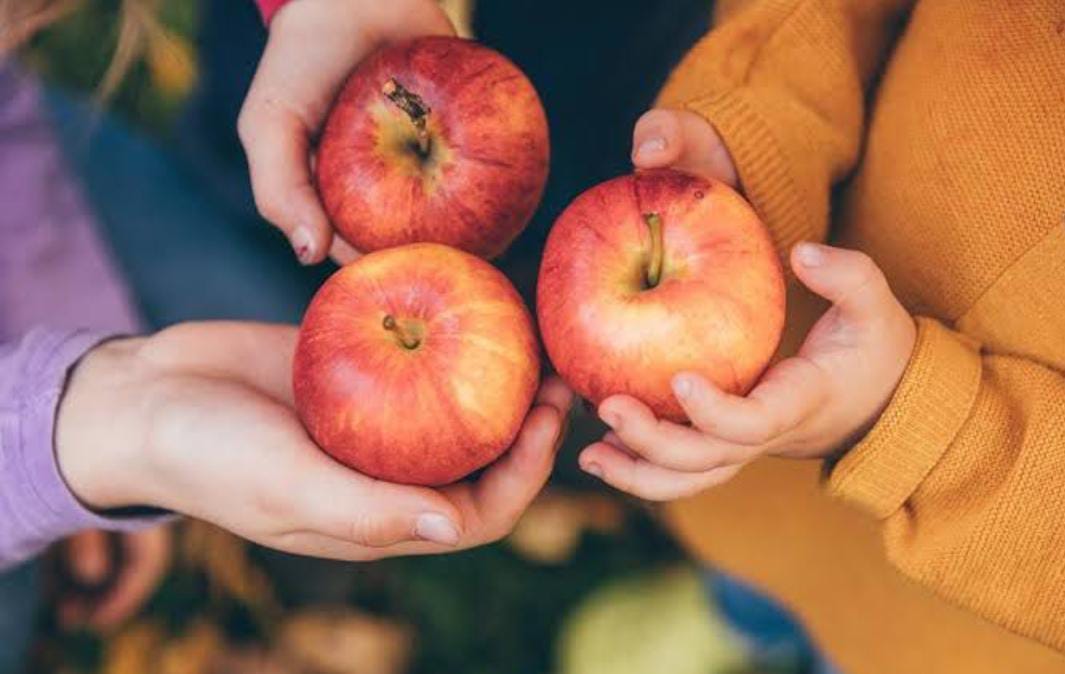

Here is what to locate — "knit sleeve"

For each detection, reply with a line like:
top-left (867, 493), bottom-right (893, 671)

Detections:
top-left (0, 329), bottom-right (172, 571)
top-left (828, 317), bottom-right (1065, 650)
top-left (655, 0), bottom-right (914, 255)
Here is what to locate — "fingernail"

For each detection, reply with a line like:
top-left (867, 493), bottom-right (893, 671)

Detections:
top-left (415, 513), bottom-right (460, 546)
top-left (672, 375), bottom-right (692, 400)
top-left (796, 243), bottom-right (825, 268)
top-left (636, 136), bottom-right (667, 159)
top-left (290, 227), bottom-right (315, 265)
top-left (583, 462), bottom-right (604, 479)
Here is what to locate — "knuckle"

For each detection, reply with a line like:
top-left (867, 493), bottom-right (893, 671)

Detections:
top-left (347, 512), bottom-right (391, 547)
top-left (236, 104), bottom-right (259, 145)
top-left (851, 252), bottom-right (886, 289)
top-left (251, 484), bottom-right (296, 528)
top-left (252, 192), bottom-right (286, 228)
top-left (745, 425), bottom-right (775, 446)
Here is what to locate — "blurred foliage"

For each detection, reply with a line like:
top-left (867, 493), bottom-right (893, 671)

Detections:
top-left (35, 489), bottom-right (689, 674)
top-left (23, 0), bottom-right (200, 135)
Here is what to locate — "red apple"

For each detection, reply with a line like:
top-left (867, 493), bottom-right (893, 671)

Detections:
top-left (536, 169), bottom-right (785, 423)
top-left (294, 243), bottom-right (540, 486)
top-left (315, 36), bottom-right (550, 259)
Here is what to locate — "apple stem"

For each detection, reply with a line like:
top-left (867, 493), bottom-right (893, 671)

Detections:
top-left (383, 314), bottom-right (421, 350)
top-left (644, 212), bottom-right (664, 288)
top-left (382, 78), bottom-right (432, 157)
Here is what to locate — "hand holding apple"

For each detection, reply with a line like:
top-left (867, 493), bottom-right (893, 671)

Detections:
top-left (315, 36), bottom-right (549, 259)
top-left (579, 243), bottom-right (917, 501)
top-left (631, 109), bottom-right (739, 188)
top-left (537, 169), bottom-right (786, 422)
top-left (238, 0), bottom-right (455, 265)
top-left (294, 243), bottom-right (544, 486)
top-left (56, 322), bottom-right (573, 559)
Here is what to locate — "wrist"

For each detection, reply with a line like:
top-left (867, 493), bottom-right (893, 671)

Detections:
top-left (55, 336), bottom-right (158, 513)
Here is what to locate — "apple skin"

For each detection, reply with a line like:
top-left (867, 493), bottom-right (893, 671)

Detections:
top-left (294, 243), bottom-right (541, 486)
top-left (536, 169), bottom-right (785, 423)
top-left (315, 36), bottom-right (550, 259)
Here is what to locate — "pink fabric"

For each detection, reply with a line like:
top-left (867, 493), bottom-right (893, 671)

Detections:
top-left (255, 0), bottom-right (291, 24)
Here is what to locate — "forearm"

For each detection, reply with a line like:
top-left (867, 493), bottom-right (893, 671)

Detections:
top-left (656, 0), bottom-right (915, 253)
top-left (0, 330), bottom-right (165, 570)
top-left (830, 318), bottom-right (1065, 650)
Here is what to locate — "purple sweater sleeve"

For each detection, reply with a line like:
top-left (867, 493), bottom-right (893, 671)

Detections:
top-left (0, 329), bottom-right (167, 570)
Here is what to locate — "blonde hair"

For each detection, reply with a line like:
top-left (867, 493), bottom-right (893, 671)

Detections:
top-left (1, 0), bottom-right (160, 100)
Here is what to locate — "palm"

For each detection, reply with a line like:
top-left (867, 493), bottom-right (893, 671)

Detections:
top-left (139, 322), bottom-right (571, 560)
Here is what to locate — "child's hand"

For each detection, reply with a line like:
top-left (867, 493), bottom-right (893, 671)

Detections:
top-left (631, 109), bottom-right (739, 188)
top-left (579, 243), bottom-right (916, 501)
top-left (56, 323), bottom-right (573, 560)
top-left (238, 0), bottom-right (454, 265)
top-left (56, 526), bottom-right (172, 632)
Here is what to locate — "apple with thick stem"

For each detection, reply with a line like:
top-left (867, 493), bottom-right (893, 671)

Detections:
top-left (294, 243), bottom-right (541, 486)
top-left (315, 36), bottom-right (550, 259)
top-left (536, 169), bottom-right (786, 423)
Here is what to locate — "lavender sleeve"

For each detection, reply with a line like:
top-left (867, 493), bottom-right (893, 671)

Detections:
top-left (0, 59), bottom-right (175, 571)
top-left (0, 329), bottom-right (169, 570)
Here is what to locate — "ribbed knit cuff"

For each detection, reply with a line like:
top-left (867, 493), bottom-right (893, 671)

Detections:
top-left (827, 318), bottom-right (983, 519)
top-left (1, 329), bottom-right (172, 570)
top-left (682, 89), bottom-right (813, 258)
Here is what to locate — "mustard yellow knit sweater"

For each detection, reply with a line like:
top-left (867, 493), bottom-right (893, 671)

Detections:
top-left (657, 1), bottom-right (1065, 671)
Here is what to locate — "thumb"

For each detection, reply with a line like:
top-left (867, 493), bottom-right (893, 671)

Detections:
top-left (238, 96), bottom-right (334, 265)
top-left (631, 109), bottom-right (739, 188)
top-left (791, 242), bottom-right (894, 321)
top-left (304, 464), bottom-right (465, 548)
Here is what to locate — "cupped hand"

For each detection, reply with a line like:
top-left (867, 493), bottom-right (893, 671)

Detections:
top-left (56, 323), bottom-right (573, 561)
top-left (579, 243), bottom-right (917, 501)
top-left (56, 526), bottom-right (172, 632)
top-left (631, 108), bottom-right (739, 188)
top-left (238, 0), bottom-right (455, 265)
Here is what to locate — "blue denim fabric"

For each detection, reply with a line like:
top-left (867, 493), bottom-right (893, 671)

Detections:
top-left (0, 561), bottom-right (40, 674)
top-left (704, 570), bottom-right (844, 674)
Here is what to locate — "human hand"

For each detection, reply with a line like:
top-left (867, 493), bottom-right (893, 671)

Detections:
top-left (238, 0), bottom-right (454, 265)
top-left (56, 323), bottom-right (573, 560)
top-left (631, 108), bottom-right (739, 188)
top-left (55, 526), bottom-right (172, 632)
top-left (579, 244), bottom-right (916, 501)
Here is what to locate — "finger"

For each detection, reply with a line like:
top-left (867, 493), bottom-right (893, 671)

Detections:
top-left (144, 322), bottom-right (298, 404)
top-left (791, 243), bottom-right (895, 322)
top-left (87, 527), bottom-right (172, 631)
top-left (579, 442), bottom-right (742, 501)
top-left (267, 530), bottom-right (399, 562)
top-left (297, 459), bottom-right (466, 549)
top-left (597, 395), bottom-right (755, 471)
top-left (328, 236), bottom-right (362, 266)
top-left (237, 100), bottom-right (333, 264)
top-left (535, 375), bottom-right (575, 413)
top-left (631, 109), bottom-right (739, 187)
top-left (451, 402), bottom-right (565, 546)
top-left (65, 530), bottom-right (111, 587)
top-left (293, 397), bottom-right (567, 559)
top-left (670, 368), bottom-right (825, 447)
